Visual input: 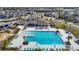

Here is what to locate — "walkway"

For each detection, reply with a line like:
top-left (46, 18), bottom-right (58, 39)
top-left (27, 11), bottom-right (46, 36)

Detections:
top-left (7, 25), bottom-right (24, 48)
top-left (58, 29), bottom-right (79, 50)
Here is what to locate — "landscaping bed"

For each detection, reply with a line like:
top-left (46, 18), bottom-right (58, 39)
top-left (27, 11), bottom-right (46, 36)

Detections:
top-left (0, 35), bottom-right (15, 50)
top-left (0, 28), bottom-right (20, 50)
top-left (49, 19), bottom-right (79, 38)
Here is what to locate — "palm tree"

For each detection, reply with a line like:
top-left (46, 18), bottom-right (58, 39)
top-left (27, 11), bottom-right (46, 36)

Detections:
top-left (23, 41), bottom-right (29, 45)
top-left (35, 47), bottom-right (42, 51)
top-left (1, 40), bottom-right (8, 49)
top-left (23, 36), bottom-right (29, 45)
top-left (23, 36), bottom-right (25, 39)
top-left (56, 27), bottom-right (59, 33)
top-left (65, 36), bottom-right (72, 50)
top-left (67, 36), bottom-right (72, 42)
top-left (64, 20), bottom-right (68, 28)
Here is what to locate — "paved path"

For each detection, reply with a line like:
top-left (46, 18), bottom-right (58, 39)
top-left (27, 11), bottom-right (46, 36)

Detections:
top-left (7, 26), bottom-right (24, 48)
top-left (59, 29), bottom-right (79, 50)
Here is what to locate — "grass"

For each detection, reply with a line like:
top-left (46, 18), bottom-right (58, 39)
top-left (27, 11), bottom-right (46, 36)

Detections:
top-left (49, 19), bottom-right (79, 38)
top-left (49, 19), bottom-right (65, 29)
top-left (4, 29), bottom-right (11, 33)
top-left (14, 28), bottom-right (20, 34)
top-left (0, 27), bottom-right (20, 50)
top-left (68, 26), bottom-right (79, 38)
top-left (65, 41), bottom-right (71, 45)
top-left (74, 23), bottom-right (79, 26)
top-left (0, 35), bottom-right (15, 49)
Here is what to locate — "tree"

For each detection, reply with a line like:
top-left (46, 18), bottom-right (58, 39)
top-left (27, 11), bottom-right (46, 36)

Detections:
top-left (23, 36), bottom-right (29, 45)
top-left (67, 36), bottom-right (72, 42)
top-left (56, 28), bottom-right (59, 33)
top-left (13, 23), bottom-right (17, 26)
top-left (1, 40), bottom-right (9, 49)
top-left (65, 36), bottom-right (72, 50)
top-left (12, 25), bottom-right (17, 29)
top-left (4, 29), bottom-right (10, 33)
top-left (23, 41), bottom-right (29, 45)
top-left (65, 41), bottom-right (71, 45)
top-left (12, 23), bottom-right (17, 29)
top-left (13, 28), bottom-right (20, 34)
top-left (35, 47), bottom-right (42, 51)
top-left (50, 18), bottom-right (52, 22)
top-left (62, 24), bottom-right (66, 29)
top-left (58, 15), bottom-right (64, 19)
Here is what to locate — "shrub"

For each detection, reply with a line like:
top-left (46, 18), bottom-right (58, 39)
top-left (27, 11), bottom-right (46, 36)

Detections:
top-left (57, 15), bottom-right (64, 19)
top-left (4, 29), bottom-right (10, 33)
top-left (67, 36), bottom-right (72, 39)
top-left (62, 48), bottom-right (70, 51)
top-left (68, 26), bottom-right (79, 38)
top-left (23, 41), bottom-right (29, 45)
top-left (35, 48), bottom-right (42, 51)
top-left (0, 35), bottom-right (15, 49)
top-left (65, 41), bottom-right (71, 45)
top-left (12, 25), bottom-right (17, 29)
top-left (14, 28), bottom-right (20, 34)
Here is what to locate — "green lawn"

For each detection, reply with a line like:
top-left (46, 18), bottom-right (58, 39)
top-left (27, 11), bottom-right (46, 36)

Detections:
top-left (74, 23), bottom-right (79, 26)
top-left (49, 19), bottom-right (65, 29)
top-left (68, 26), bottom-right (79, 38)
top-left (49, 19), bottom-right (79, 38)
top-left (0, 35), bottom-right (15, 49)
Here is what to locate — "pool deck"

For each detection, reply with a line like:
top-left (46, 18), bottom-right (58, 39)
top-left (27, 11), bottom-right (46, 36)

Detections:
top-left (26, 27), bottom-right (57, 31)
top-left (7, 26), bottom-right (79, 51)
top-left (58, 29), bottom-right (79, 50)
top-left (20, 27), bottom-right (66, 50)
top-left (7, 26), bottom-right (24, 48)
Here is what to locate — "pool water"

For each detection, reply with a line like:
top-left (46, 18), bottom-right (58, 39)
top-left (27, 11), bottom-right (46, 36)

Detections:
top-left (24, 31), bottom-right (64, 45)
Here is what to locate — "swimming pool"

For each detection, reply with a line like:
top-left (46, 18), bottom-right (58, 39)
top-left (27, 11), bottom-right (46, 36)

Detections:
top-left (24, 31), bottom-right (64, 45)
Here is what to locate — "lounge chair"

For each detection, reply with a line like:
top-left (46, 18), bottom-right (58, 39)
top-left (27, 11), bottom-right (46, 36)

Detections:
top-left (27, 48), bottom-right (29, 51)
top-left (45, 48), bottom-right (48, 51)
top-left (24, 48), bottom-right (26, 51)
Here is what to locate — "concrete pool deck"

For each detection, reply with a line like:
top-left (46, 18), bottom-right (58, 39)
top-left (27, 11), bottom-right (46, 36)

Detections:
top-left (25, 27), bottom-right (57, 31)
top-left (7, 26), bottom-right (24, 48)
top-left (20, 27), bottom-right (66, 50)
top-left (7, 26), bottom-right (79, 51)
top-left (58, 29), bottom-right (79, 50)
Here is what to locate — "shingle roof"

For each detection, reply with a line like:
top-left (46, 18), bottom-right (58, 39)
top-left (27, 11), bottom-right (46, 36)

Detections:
top-left (27, 19), bottom-right (48, 25)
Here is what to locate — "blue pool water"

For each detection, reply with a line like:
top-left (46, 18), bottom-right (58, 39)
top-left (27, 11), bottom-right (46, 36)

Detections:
top-left (24, 31), bottom-right (64, 45)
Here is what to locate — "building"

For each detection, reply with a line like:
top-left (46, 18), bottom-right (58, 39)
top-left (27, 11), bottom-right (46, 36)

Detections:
top-left (27, 19), bottom-right (48, 27)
